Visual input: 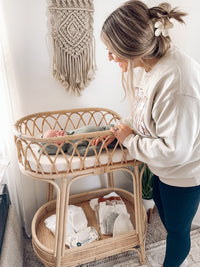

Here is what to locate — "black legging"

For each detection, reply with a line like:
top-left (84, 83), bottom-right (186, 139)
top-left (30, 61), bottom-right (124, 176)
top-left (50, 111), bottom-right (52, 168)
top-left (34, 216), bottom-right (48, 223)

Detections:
top-left (152, 175), bottom-right (200, 267)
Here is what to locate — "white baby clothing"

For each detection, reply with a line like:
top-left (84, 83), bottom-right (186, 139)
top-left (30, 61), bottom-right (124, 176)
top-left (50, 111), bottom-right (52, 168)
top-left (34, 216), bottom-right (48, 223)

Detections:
top-left (44, 205), bottom-right (99, 248)
top-left (67, 205), bottom-right (88, 233)
top-left (90, 192), bottom-right (134, 236)
top-left (45, 213), bottom-right (74, 236)
top-left (112, 213), bottom-right (134, 237)
top-left (66, 226), bottom-right (99, 248)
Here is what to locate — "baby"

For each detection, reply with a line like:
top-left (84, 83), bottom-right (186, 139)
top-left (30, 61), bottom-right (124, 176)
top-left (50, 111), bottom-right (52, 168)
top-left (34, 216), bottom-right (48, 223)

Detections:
top-left (40, 125), bottom-right (117, 156)
top-left (43, 129), bottom-right (67, 144)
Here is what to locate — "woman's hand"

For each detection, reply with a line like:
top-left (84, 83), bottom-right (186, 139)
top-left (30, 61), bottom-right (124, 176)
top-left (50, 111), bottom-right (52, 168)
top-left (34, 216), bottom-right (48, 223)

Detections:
top-left (111, 123), bottom-right (133, 143)
top-left (93, 135), bottom-right (116, 148)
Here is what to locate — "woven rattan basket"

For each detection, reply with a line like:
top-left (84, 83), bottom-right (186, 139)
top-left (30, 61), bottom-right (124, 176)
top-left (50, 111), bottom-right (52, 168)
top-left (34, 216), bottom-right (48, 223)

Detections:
top-left (14, 107), bottom-right (147, 267)
top-left (14, 107), bottom-right (135, 179)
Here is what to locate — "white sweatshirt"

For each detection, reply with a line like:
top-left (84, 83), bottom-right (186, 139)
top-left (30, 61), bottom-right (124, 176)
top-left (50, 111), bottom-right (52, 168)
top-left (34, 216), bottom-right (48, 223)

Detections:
top-left (122, 46), bottom-right (200, 187)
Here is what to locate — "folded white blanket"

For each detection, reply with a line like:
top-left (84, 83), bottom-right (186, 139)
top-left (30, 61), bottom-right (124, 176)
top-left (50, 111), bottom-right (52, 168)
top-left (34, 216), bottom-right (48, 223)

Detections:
top-left (44, 205), bottom-right (99, 248)
top-left (90, 192), bottom-right (134, 236)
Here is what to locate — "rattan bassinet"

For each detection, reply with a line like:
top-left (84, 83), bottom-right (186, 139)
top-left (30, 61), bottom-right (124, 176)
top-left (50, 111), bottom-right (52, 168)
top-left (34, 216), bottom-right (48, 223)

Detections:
top-left (14, 107), bottom-right (147, 267)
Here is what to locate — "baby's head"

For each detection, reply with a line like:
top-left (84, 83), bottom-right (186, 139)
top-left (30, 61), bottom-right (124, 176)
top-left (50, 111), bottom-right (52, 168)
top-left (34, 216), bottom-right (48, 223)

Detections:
top-left (43, 130), bottom-right (67, 145)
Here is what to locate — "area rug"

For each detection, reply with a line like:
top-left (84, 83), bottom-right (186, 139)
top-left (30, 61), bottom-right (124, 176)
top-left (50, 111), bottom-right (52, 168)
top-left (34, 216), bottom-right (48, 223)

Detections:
top-left (140, 229), bottom-right (200, 267)
top-left (23, 208), bottom-right (200, 266)
top-left (79, 229), bottom-right (200, 267)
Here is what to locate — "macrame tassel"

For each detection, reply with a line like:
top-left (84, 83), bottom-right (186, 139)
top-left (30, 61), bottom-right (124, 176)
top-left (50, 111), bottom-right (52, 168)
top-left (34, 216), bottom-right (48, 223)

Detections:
top-left (49, 0), bottom-right (96, 95)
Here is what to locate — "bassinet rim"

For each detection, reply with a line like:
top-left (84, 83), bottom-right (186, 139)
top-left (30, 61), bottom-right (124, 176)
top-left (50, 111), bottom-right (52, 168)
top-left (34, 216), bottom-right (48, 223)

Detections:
top-left (13, 107), bottom-right (121, 142)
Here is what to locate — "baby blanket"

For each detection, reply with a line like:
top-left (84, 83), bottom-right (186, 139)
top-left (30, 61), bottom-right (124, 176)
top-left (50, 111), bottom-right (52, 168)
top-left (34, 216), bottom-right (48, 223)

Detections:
top-left (40, 125), bottom-right (117, 156)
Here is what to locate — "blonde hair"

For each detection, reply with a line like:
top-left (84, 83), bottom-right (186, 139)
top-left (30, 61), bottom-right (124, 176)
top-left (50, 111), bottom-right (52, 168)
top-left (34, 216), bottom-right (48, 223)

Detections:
top-left (101, 0), bottom-right (187, 97)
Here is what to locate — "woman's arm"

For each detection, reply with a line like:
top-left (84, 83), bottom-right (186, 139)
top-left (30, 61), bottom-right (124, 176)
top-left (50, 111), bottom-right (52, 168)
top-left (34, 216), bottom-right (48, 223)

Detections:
top-left (113, 95), bottom-right (200, 167)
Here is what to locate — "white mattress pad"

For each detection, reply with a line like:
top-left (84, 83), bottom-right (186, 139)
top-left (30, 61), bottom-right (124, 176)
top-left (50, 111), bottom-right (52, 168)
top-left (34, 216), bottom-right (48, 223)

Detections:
top-left (24, 144), bottom-right (134, 173)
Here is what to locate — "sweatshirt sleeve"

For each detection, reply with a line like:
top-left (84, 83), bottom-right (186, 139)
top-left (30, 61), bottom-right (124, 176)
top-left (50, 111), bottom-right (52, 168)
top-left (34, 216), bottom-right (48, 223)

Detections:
top-left (120, 116), bottom-right (133, 128)
top-left (123, 94), bottom-right (200, 167)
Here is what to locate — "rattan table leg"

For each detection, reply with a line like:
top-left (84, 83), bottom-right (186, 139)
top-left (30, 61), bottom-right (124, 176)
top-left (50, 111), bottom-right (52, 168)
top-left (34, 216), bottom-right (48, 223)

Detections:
top-left (107, 172), bottom-right (114, 187)
top-left (55, 178), bottom-right (67, 267)
top-left (47, 183), bottom-right (54, 201)
top-left (134, 164), bottom-right (147, 265)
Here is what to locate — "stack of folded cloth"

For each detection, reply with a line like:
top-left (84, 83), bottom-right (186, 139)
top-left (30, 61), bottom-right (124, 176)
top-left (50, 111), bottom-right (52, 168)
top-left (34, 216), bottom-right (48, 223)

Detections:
top-left (44, 205), bottom-right (99, 248)
top-left (90, 192), bottom-right (134, 236)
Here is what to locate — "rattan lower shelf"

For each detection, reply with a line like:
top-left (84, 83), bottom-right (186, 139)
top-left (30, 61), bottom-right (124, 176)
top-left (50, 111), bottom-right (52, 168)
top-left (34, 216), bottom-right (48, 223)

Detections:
top-left (32, 188), bottom-right (147, 267)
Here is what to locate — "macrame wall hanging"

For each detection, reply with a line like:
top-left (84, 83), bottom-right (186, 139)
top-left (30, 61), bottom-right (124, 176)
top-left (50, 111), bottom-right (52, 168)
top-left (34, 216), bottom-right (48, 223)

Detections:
top-left (48, 0), bottom-right (96, 95)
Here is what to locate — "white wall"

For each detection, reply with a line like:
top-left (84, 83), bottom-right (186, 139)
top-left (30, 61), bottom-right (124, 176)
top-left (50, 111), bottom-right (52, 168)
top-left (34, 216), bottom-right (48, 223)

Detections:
top-left (1, 0), bottom-right (200, 231)
top-left (1, 0), bottom-right (129, 119)
top-left (1, 0), bottom-right (200, 119)
top-left (1, 0), bottom-right (199, 116)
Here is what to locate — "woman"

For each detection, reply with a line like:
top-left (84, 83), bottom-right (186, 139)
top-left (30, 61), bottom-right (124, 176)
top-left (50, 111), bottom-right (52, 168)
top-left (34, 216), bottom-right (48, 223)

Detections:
top-left (98, 1), bottom-right (200, 266)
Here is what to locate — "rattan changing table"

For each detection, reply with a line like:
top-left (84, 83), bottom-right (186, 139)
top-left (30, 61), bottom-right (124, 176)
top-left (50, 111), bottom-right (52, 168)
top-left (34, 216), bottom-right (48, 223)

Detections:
top-left (14, 107), bottom-right (147, 267)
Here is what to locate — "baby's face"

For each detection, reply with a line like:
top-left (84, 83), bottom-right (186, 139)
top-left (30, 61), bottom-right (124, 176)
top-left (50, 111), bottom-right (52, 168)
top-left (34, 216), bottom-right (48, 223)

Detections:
top-left (43, 130), bottom-right (67, 144)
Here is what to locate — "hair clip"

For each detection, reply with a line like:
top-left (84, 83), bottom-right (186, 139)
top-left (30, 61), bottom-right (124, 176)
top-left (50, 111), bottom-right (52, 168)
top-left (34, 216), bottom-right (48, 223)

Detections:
top-left (154, 19), bottom-right (173, 37)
